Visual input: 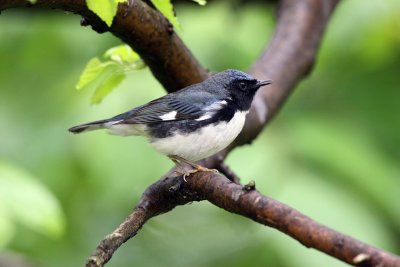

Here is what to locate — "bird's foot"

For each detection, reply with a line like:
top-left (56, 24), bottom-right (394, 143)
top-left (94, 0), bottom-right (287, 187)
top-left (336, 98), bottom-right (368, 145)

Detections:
top-left (169, 155), bottom-right (219, 181)
top-left (181, 165), bottom-right (219, 182)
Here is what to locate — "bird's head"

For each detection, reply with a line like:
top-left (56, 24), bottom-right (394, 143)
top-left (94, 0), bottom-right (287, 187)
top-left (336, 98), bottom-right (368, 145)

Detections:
top-left (208, 69), bottom-right (272, 111)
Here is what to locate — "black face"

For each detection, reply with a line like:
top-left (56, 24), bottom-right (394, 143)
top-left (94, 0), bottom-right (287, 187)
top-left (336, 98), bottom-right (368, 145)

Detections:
top-left (235, 78), bottom-right (259, 92)
top-left (203, 69), bottom-right (272, 112)
top-left (228, 78), bottom-right (267, 111)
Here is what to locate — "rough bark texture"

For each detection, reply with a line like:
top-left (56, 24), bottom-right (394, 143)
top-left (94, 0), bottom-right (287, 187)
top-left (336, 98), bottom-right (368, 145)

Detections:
top-left (87, 172), bottom-right (400, 267)
top-left (2, 1), bottom-right (400, 267)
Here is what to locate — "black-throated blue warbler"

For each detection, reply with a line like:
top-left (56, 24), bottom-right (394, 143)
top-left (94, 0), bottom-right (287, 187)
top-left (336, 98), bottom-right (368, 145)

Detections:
top-left (69, 69), bottom-right (272, 176)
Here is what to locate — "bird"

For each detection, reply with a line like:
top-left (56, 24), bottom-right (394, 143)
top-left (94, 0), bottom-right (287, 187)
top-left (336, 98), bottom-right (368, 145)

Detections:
top-left (69, 69), bottom-right (272, 177)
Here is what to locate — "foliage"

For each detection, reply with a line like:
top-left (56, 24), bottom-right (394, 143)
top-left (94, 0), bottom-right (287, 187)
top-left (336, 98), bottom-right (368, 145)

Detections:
top-left (151, 0), bottom-right (180, 29)
top-left (76, 45), bottom-right (145, 104)
top-left (148, 0), bottom-right (206, 30)
top-left (192, 0), bottom-right (206, 5)
top-left (0, 162), bottom-right (65, 248)
top-left (86, 0), bottom-right (127, 27)
top-left (82, 0), bottom-right (207, 104)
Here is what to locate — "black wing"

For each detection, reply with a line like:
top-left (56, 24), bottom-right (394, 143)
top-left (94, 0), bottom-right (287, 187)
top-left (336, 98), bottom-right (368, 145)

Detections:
top-left (110, 90), bottom-right (226, 125)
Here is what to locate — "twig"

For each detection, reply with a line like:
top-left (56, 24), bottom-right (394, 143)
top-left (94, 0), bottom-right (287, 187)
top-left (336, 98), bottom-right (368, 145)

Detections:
top-left (86, 208), bottom-right (148, 267)
top-left (86, 174), bottom-right (203, 267)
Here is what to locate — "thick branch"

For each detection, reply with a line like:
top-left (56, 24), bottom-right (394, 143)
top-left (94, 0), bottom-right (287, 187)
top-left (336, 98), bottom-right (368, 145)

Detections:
top-left (87, 172), bottom-right (400, 267)
top-left (231, 0), bottom-right (339, 149)
top-left (0, 0), bottom-right (209, 91)
top-left (190, 173), bottom-right (400, 267)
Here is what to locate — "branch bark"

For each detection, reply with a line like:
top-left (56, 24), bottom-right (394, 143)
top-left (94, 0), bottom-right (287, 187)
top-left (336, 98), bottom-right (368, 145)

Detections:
top-left (82, 0), bottom-right (400, 265)
top-left (87, 172), bottom-right (400, 267)
top-left (229, 0), bottom-right (340, 150)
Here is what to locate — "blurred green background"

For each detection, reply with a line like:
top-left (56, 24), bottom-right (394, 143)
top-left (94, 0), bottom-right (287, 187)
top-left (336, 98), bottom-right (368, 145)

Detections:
top-left (0, 0), bottom-right (399, 266)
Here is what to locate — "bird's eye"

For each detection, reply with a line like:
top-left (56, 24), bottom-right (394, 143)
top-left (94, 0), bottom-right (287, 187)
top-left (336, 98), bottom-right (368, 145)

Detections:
top-left (238, 82), bottom-right (247, 90)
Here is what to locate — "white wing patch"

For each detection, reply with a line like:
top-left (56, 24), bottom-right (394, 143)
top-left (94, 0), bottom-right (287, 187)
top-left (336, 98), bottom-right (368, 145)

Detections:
top-left (151, 110), bottom-right (247, 161)
top-left (195, 114), bottom-right (212, 121)
top-left (196, 100), bottom-right (227, 121)
top-left (159, 111), bottom-right (177, 121)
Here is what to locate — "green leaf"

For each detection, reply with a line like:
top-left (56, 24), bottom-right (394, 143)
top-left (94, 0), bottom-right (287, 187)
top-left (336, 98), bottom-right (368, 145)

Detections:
top-left (91, 72), bottom-right (126, 104)
top-left (150, 0), bottom-right (180, 30)
top-left (77, 61), bottom-right (118, 103)
top-left (86, 0), bottom-right (127, 27)
top-left (0, 162), bottom-right (66, 238)
top-left (27, 0), bottom-right (37, 4)
top-left (76, 57), bottom-right (106, 90)
top-left (76, 45), bottom-right (146, 104)
top-left (192, 0), bottom-right (206, 5)
top-left (104, 44), bottom-right (146, 69)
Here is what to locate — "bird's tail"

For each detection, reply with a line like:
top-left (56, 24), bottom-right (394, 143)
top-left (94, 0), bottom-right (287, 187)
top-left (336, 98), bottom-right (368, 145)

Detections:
top-left (68, 119), bottom-right (112, 134)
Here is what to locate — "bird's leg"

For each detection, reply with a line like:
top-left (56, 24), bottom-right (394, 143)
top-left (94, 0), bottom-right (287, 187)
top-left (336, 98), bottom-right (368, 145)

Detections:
top-left (168, 155), bottom-right (219, 181)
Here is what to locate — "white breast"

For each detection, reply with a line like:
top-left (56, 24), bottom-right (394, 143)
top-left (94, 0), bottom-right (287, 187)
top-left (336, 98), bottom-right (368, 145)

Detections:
top-left (150, 111), bottom-right (247, 161)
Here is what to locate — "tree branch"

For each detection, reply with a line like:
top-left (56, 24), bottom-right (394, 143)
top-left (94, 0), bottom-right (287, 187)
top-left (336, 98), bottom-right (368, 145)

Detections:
top-left (0, 0), bottom-right (209, 91)
top-left (188, 174), bottom-right (400, 267)
top-left (81, 0), bottom-right (399, 266)
top-left (86, 171), bottom-right (201, 267)
top-left (87, 172), bottom-right (400, 267)
top-left (2, 1), bottom-right (399, 267)
top-left (228, 0), bottom-right (340, 150)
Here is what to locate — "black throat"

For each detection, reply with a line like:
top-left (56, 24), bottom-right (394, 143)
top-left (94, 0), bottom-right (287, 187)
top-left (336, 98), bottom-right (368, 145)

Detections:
top-left (229, 90), bottom-right (258, 112)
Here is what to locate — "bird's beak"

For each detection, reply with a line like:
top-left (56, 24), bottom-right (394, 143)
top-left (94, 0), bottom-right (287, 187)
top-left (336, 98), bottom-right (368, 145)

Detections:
top-left (256, 79), bottom-right (273, 87)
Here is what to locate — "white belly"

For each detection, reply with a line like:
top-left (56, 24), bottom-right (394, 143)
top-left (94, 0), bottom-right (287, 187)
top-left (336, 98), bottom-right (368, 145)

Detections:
top-left (150, 111), bottom-right (247, 161)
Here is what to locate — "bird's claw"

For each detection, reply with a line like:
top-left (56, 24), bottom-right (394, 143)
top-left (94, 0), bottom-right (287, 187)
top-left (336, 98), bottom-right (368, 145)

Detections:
top-left (181, 166), bottom-right (219, 182)
top-left (169, 155), bottom-right (219, 182)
